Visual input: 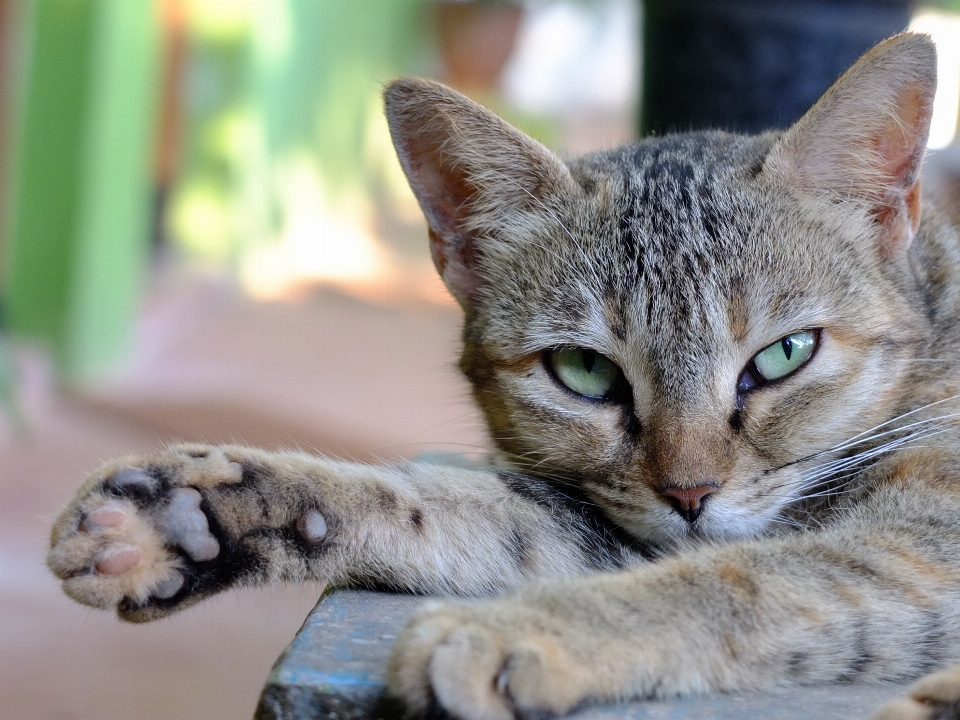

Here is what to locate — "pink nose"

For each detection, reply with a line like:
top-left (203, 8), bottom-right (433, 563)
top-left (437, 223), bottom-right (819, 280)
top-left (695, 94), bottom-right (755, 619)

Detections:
top-left (658, 484), bottom-right (718, 523)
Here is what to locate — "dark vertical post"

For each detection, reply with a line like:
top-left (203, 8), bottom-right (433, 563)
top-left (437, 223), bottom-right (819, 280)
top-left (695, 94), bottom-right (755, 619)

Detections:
top-left (640, 0), bottom-right (914, 136)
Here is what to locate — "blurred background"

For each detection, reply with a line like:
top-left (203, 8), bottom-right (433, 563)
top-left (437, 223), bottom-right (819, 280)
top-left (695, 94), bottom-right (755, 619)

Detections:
top-left (1, 1), bottom-right (958, 718)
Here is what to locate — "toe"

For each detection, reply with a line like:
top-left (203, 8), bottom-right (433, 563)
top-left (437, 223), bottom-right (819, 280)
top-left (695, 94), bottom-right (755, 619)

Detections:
top-left (106, 467), bottom-right (158, 497)
top-left (389, 603), bottom-right (464, 716)
top-left (95, 544), bottom-right (144, 575)
top-left (910, 665), bottom-right (960, 704)
top-left (152, 571), bottom-right (185, 599)
top-left (501, 637), bottom-right (587, 717)
top-left (870, 697), bottom-right (932, 720)
top-left (430, 627), bottom-right (512, 720)
top-left (81, 503), bottom-right (128, 531)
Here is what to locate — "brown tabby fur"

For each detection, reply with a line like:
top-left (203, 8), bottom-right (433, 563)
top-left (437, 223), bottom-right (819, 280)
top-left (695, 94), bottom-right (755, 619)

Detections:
top-left (48, 34), bottom-right (960, 720)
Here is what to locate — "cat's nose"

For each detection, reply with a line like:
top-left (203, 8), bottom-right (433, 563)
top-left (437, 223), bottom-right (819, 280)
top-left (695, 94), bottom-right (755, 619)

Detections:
top-left (658, 484), bottom-right (718, 523)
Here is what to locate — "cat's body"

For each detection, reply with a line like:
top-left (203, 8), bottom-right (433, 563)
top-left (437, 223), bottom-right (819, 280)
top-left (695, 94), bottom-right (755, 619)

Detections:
top-left (48, 34), bottom-right (960, 720)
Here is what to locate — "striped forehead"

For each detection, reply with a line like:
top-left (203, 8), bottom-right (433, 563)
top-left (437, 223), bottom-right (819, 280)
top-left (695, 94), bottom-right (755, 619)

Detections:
top-left (563, 135), bottom-right (769, 391)
top-left (486, 134), bottom-right (776, 386)
top-left (594, 141), bottom-right (757, 317)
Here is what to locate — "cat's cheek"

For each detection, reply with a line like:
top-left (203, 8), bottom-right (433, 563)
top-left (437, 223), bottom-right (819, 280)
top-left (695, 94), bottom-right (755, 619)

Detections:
top-left (501, 386), bottom-right (630, 471)
top-left (805, 326), bottom-right (918, 441)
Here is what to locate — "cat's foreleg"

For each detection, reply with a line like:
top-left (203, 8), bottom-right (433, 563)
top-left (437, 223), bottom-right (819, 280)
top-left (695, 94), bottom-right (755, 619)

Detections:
top-left (388, 477), bottom-right (960, 719)
top-left (47, 444), bottom-right (630, 622)
top-left (872, 665), bottom-right (960, 720)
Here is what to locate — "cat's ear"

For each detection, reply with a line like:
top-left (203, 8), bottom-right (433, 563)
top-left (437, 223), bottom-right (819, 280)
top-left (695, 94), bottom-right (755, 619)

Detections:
top-left (384, 78), bottom-right (577, 307)
top-left (763, 33), bottom-right (936, 257)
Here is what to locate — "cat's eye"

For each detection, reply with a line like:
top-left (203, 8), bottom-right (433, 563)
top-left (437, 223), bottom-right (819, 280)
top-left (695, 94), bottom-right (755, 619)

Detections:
top-left (753, 330), bottom-right (817, 380)
top-left (739, 330), bottom-right (818, 393)
top-left (546, 347), bottom-right (622, 400)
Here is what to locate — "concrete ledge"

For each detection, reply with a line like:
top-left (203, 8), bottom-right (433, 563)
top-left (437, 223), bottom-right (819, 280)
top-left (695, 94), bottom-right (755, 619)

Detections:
top-left (255, 590), bottom-right (909, 720)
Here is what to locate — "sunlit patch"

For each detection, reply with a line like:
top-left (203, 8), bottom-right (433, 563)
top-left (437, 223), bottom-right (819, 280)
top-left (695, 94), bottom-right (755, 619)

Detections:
top-left (235, 154), bottom-right (451, 304)
top-left (166, 44), bottom-right (449, 306)
top-left (167, 108), bottom-right (270, 262)
top-left (169, 179), bottom-right (234, 259)
top-left (184, 0), bottom-right (256, 42)
top-left (238, 154), bottom-right (387, 299)
top-left (909, 10), bottom-right (960, 149)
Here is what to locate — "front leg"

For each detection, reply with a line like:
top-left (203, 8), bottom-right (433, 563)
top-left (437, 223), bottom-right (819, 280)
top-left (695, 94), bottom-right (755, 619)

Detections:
top-left (872, 666), bottom-right (960, 720)
top-left (48, 444), bottom-right (638, 621)
top-left (389, 479), bottom-right (960, 719)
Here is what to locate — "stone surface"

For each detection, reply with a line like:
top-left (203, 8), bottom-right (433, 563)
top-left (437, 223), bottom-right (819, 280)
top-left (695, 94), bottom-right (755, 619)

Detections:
top-left (255, 590), bottom-right (911, 720)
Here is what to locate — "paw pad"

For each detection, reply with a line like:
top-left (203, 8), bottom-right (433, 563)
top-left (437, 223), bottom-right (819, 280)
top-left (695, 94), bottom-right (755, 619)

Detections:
top-left (106, 467), bottom-right (158, 498)
top-left (159, 488), bottom-right (220, 562)
top-left (81, 503), bottom-right (128, 531)
top-left (152, 572), bottom-right (185, 599)
top-left (296, 509), bottom-right (327, 544)
top-left (95, 544), bottom-right (144, 575)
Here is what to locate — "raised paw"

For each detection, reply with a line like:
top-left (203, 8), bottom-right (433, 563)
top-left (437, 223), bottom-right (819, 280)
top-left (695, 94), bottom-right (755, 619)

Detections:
top-left (872, 665), bottom-right (960, 720)
top-left (47, 462), bottom-right (223, 618)
top-left (388, 600), bottom-right (595, 720)
top-left (49, 446), bottom-right (335, 621)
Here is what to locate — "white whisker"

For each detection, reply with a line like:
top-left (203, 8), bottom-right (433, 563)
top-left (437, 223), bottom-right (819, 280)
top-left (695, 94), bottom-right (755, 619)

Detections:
top-left (771, 413), bottom-right (954, 520)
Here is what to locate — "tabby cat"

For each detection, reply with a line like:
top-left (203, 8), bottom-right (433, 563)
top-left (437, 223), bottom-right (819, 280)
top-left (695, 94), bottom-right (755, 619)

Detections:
top-left (48, 33), bottom-right (960, 719)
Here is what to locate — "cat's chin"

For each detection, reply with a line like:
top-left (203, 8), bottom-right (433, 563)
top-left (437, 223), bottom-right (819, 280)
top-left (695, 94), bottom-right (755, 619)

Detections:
top-left (617, 500), bottom-right (783, 549)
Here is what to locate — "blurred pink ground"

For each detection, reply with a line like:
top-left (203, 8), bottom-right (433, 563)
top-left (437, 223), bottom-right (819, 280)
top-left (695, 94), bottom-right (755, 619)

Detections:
top-left (0, 267), bottom-right (486, 720)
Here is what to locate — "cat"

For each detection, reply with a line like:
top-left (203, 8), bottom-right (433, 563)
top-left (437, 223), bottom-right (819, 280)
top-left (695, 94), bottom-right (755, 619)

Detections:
top-left (47, 32), bottom-right (960, 720)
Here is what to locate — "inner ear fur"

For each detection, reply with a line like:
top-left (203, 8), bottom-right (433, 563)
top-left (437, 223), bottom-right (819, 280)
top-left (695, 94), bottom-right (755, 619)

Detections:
top-left (384, 78), bottom-right (578, 307)
top-left (763, 33), bottom-right (936, 258)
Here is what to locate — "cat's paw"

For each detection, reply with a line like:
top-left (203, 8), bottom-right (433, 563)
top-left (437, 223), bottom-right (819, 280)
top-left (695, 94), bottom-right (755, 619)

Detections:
top-left (872, 666), bottom-right (960, 720)
top-left (47, 445), bottom-right (246, 621)
top-left (388, 599), bottom-right (595, 720)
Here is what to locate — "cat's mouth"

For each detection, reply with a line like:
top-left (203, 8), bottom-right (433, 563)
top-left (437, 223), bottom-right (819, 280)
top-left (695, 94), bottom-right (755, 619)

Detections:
top-left (595, 485), bottom-right (790, 548)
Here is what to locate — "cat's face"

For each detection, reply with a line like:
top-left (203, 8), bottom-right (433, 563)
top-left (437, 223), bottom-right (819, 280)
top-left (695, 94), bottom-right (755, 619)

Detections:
top-left (459, 134), bottom-right (926, 545)
top-left (385, 34), bottom-right (936, 546)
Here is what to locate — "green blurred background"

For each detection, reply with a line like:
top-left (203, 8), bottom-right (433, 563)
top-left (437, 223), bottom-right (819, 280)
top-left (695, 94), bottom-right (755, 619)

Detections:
top-left (2, 0), bottom-right (958, 391)
top-left (1, 0), bottom-right (443, 385)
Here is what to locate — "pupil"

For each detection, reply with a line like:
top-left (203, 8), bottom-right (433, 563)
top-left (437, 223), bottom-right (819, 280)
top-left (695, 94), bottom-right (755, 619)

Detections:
top-left (582, 350), bottom-right (596, 373)
top-left (782, 336), bottom-right (793, 360)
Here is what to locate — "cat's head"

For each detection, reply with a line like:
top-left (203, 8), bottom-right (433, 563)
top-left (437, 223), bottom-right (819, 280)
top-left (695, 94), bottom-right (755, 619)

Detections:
top-left (385, 33), bottom-right (938, 546)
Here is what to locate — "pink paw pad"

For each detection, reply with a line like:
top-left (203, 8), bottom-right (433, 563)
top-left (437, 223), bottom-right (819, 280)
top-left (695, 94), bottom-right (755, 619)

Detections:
top-left (95, 544), bottom-right (144, 575)
top-left (81, 504), bottom-right (128, 531)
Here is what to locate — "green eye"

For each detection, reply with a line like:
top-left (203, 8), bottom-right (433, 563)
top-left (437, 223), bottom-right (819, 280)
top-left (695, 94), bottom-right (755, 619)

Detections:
top-left (547, 348), bottom-right (621, 399)
top-left (752, 330), bottom-right (818, 381)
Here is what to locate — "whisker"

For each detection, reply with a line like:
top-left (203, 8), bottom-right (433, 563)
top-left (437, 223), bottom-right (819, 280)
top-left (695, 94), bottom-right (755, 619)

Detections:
top-left (762, 421), bottom-right (949, 504)
top-left (796, 430), bottom-right (941, 488)
top-left (838, 394), bottom-right (960, 445)
top-left (766, 398), bottom-right (960, 474)
top-left (776, 427), bottom-right (949, 509)
top-left (815, 412), bottom-right (960, 459)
